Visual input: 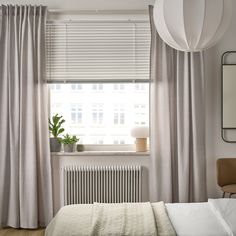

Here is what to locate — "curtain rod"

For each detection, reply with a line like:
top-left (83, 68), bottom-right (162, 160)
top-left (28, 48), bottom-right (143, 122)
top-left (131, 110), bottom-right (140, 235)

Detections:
top-left (46, 79), bottom-right (150, 84)
top-left (48, 9), bottom-right (148, 14)
top-left (0, 7), bottom-right (148, 15)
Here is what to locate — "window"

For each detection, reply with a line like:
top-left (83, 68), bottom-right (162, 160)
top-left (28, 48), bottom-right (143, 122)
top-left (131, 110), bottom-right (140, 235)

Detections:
top-left (71, 84), bottom-right (82, 91)
top-left (134, 104), bottom-right (148, 125)
top-left (92, 84), bottom-right (103, 91)
top-left (92, 104), bottom-right (104, 125)
top-left (135, 83), bottom-right (147, 91)
top-left (113, 138), bottom-right (125, 145)
top-left (113, 84), bottom-right (125, 91)
top-left (51, 102), bottom-right (62, 116)
top-left (51, 84), bottom-right (61, 91)
top-left (71, 104), bottom-right (83, 125)
top-left (47, 19), bottom-right (150, 145)
top-left (50, 83), bottom-right (149, 144)
top-left (91, 137), bottom-right (104, 145)
top-left (113, 104), bottom-right (125, 125)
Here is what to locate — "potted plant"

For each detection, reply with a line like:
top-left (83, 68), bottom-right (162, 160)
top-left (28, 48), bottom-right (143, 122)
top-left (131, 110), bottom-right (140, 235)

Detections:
top-left (60, 134), bottom-right (79, 152)
top-left (49, 114), bottom-right (65, 152)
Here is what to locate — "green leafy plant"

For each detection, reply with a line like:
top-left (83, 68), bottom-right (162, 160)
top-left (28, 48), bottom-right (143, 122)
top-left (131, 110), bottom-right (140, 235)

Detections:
top-left (49, 114), bottom-right (65, 138)
top-left (59, 134), bottom-right (79, 145)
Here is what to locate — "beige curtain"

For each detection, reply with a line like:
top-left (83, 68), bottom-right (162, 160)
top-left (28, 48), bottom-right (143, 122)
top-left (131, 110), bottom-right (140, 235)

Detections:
top-left (0, 5), bottom-right (53, 228)
top-left (149, 6), bottom-right (207, 203)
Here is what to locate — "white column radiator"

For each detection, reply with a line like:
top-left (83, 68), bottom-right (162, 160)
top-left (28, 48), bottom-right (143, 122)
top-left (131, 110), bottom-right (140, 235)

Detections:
top-left (62, 166), bottom-right (142, 205)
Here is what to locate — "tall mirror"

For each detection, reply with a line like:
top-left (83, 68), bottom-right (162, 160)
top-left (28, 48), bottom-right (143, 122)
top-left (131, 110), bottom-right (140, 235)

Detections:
top-left (222, 51), bottom-right (236, 142)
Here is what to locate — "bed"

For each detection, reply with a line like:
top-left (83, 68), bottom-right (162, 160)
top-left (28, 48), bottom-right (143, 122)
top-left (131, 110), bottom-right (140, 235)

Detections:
top-left (45, 199), bottom-right (236, 236)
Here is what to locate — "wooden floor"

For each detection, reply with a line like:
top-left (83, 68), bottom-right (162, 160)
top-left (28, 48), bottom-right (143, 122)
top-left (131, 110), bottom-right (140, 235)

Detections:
top-left (0, 228), bottom-right (45, 236)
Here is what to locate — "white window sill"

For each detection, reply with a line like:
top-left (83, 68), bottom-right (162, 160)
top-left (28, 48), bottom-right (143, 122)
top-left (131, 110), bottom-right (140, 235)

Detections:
top-left (50, 145), bottom-right (150, 156)
top-left (51, 150), bottom-right (149, 156)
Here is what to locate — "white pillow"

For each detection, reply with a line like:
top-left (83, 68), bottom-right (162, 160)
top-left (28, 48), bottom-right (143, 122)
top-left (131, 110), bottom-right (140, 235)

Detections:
top-left (166, 202), bottom-right (229, 236)
top-left (209, 198), bottom-right (236, 236)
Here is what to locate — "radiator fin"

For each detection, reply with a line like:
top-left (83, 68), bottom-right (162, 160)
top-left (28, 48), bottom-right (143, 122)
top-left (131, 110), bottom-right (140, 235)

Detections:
top-left (63, 166), bottom-right (142, 205)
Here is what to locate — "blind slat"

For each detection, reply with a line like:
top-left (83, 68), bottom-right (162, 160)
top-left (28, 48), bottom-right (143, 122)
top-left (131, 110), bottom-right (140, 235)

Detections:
top-left (46, 21), bottom-right (150, 82)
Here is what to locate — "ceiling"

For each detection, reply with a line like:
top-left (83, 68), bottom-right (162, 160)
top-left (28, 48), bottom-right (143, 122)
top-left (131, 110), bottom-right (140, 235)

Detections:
top-left (0, 0), bottom-right (155, 10)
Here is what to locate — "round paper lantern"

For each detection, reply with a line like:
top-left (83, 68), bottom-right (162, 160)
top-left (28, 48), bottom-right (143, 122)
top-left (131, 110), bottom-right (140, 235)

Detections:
top-left (153, 0), bottom-right (232, 52)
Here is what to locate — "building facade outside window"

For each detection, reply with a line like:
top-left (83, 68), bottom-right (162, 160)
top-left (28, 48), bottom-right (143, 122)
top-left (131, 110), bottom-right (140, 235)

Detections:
top-left (113, 104), bottom-right (125, 125)
top-left (134, 104), bottom-right (148, 125)
top-left (92, 84), bottom-right (103, 91)
top-left (113, 84), bottom-right (125, 91)
top-left (113, 138), bottom-right (125, 145)
top-left (50, 83), bottom-right (149, 145)
top-left (92, 103), bottom-right (104, 125)
top-left (135, 83), bottom-right (146, 91)
top-left (51, 84), bottom-right (61, 91)
top-left (71, 104), bottom-right (83, 124)
top-left (71, 84), bottom-right (82, 91)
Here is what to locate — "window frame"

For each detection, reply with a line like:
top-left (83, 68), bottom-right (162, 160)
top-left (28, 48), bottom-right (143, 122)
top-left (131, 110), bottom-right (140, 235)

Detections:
top-left (46, 16), bottom-right (150, 151)
top-left (48, 82), bottom-right (150, 149)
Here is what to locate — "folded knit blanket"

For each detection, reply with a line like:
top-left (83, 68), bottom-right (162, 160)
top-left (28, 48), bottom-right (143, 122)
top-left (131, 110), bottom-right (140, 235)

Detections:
top-left (90, 202), bottom-right (176, 236)
top-left (45, 202), bottom-right (176, 236)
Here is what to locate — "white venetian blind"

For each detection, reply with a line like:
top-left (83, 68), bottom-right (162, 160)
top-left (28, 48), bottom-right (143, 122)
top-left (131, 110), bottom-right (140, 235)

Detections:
top-left (46, 21), bottom-right (150, 82)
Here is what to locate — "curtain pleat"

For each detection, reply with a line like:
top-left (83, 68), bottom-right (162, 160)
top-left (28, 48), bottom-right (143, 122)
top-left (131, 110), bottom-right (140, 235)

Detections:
top-left (0, 5), bottom-right (53, 228)
top-left (149, 6), bottom-right (207, 203)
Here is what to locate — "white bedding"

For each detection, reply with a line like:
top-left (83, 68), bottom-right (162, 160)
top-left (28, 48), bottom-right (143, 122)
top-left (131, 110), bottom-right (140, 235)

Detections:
top-left (166, 202), bottom-right (230, 236)
top-left (46, 199), bottom-right (236, 236)
top-left (209, 199), bottom-right (236, 235)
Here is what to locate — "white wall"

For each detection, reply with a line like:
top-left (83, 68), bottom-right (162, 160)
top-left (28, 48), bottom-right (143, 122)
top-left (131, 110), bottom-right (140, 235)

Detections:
top-left (205, 1), bottom-right (236, 198)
